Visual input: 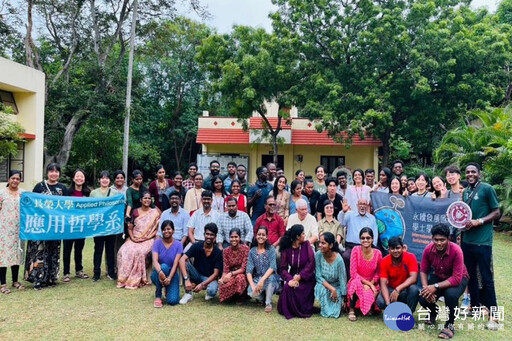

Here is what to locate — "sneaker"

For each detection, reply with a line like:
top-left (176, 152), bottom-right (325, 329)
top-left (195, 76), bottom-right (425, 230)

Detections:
top-left (204, 294), bottom-right (214, 301)
top-left (34, 282), bottom-right (42, 290)
top-left (92, 275), bottom-right (100, 282)
top-left (179, 293), bottom-right (193, 305)
top-left (486, 319), bottom-right (500, 331)
top-left (154, 298), bottom-right (163, 308)
top-left (107, 274), bottom-right (117, 281)
top-left (461, 295), bottom-right (470, 309)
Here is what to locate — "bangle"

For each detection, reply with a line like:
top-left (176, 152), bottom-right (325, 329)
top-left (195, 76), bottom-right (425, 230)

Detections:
top-left (478, 218), bottom-right (484, 225)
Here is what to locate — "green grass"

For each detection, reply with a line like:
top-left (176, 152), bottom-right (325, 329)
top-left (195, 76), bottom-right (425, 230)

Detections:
top-left (1, 234), bottom-right (511, 340)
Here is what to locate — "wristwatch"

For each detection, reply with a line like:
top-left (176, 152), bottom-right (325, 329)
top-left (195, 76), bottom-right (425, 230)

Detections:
top-left (478, 218), bottom-right (484, 225)
top-left (183, 276), bottom-right (189, 281)
top-left (434, 283), bottom-right (439, 290)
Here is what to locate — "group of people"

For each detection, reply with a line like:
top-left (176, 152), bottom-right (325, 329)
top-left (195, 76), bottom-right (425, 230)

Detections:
top-left (0, 159), bottom-right (501, 338)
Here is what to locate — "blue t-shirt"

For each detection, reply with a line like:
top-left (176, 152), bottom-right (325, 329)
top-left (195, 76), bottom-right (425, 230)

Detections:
top-left (152, 239), bottom-right (183, 266)
top-left (248, 181), bottom-right (273, 222)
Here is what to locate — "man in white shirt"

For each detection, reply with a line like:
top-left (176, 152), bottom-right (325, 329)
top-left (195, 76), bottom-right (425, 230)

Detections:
top-left (286, 198), bottom-right (318, 245)
top-left (187, 191), bottom-right (219, 248)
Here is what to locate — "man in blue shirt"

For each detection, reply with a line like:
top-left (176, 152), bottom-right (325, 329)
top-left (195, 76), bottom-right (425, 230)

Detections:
top-left (248, 166), bottom-right (273, 225)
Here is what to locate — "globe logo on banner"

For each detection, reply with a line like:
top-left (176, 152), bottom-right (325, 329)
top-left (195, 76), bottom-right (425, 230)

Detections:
top-left (383, 302), bottom-right (415, 331)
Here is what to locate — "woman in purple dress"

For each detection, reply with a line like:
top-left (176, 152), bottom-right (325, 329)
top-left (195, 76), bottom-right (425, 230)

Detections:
top-left (277, 224), bottom-right (316, 319)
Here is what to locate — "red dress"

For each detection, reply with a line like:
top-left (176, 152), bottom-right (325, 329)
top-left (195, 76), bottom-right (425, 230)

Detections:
top-left (219, 244), bottom-right (249, 302)
top-left (347, 246), bottom-right (382, 315)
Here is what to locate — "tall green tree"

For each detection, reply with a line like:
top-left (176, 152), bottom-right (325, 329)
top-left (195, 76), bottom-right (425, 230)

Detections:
top-left (197, 26), bottom-right (300, 165)
top-left (271, 0), bottom-right (512, 166)
top-left (0, 104), bottom-right (24, 162)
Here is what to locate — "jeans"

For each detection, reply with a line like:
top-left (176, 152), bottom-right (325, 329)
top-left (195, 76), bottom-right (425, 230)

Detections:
top-left (376, 284), bottom-right (420, 313)
top-left (151, 264), bottom-right (180, 305)
top-left (184, 261), bottom-right (218, 297)
top-left (461, 242), bottom-right (497, 309)
top-left (63, 238), bottom-right (85, 275)
top-left (418, 275), bottom-right (468, 326)
top-left (93, 235), bottom-right (116, 277)
top-left (248, 281), bottom-right (276, 306)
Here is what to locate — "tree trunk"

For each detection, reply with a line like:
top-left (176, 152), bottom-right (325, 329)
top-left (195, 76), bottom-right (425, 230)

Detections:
top-left (380, 128), bottom-right (391, 167)
top-left (271, 133), bottom-right (279, 166)
top-left (51, 112), bottom-right (86, 168)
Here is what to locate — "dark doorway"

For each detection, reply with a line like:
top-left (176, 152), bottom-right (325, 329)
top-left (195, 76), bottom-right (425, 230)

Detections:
top-left (261, 155), bottom-right (284, 170)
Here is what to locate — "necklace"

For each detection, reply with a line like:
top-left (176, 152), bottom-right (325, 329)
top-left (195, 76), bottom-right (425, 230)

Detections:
top-left (291, 244), bottom-right (302, 270)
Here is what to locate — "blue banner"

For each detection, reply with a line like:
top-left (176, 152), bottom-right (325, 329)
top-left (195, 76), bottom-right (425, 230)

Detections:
top-left (20, 192), bottom-right (125, 241)
top-left (371, 192), bottom-right (457, 260)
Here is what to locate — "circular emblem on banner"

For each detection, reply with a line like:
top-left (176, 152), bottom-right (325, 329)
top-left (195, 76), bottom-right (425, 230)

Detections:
top-left (446, 201), bottom-right (472, 229)
top-left (383, 302), bottom-right (415, 331)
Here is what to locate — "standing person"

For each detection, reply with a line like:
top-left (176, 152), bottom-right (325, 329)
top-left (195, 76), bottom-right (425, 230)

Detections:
top-left (389, 177), bottom-right (406, 196)
top-left (266, 162), bottom-right (277, 185)
top-left (203, 160), bottom-right (226, 191)
top-left (218, 228), bottom-right (250, 303)
top-left (148, 165), bottom-right (173, 211)
top-left (63, 168), bottom-right (91, 283)
top-left (179, 223), bottom-right (223, 304)
top-left (444, 165), bottom-right (463, 199)
top-left (117, 191), bottom-right (160, 289)
top-left (165, 171), bottom-right (187, 207)
top-left (462, 162), bottom-right (501, 330)
top-left (25, 163), bottom-right (67, 290)
top-left (314, 165), bottom-right (327, 195)
top-left (125, 170), bottom-right (148, 220)
top-left (345, 169), bottom-right (371, 212)
top-left (187, 191), bottom-right (220, 245)
top-left (295, 169), bottom-right (305, 187)
top-left (236, 164), bottom-right (249, 195)
top-left (377, 237), bottom-right (419, 313)
top-left (224, 180), bottom-right (247, 213)
top-left (0, 170), bottom-right (25, 293)
top-left (90, 171), bottom-right (118, 281)
top-left (248, 167), bottom-right (273, 225)
top-left (347, 228), bottom-right (382, 321)
top-left (419, 224), bottom-right (469, 338)
top-left (216, 197), bottom-right (253, 250)
top-left (277, 224), bottom-right (316, 319)
top-left (411, 172), bottom-right (430, 198)
top-left (316, 178), bottom-right (343, 221)
top-left (289, 180), bottom-right (310, 214)
top-left (317, 201), bottom-right (344, 246)
top-left (271, 175), bottom-right (290, 224)
top-left (111, 170), bottom-right (128, 196)
top-left (182, 163), bottom-right (198, 191)
top-left (431, 176), bottom-right (448, 200)
top-left (253, 197), bottom-right (286, 248)
top-left (286, 199), bottom-right (319, 245)
top-left (211, 176), bottom-right (227, 214)
top-left (400, 175), bottom-right (409, 192)
top-left (151, 220), bottom-right (183, 307)
top-left (373, 167), bottom-right (392, 193)
top-left (315, 232), bottom-right (347, 318)
top-left (183, 173), bottom-right (205, 215)
top-left (303, 179), bottom-right (321, 217)
top-left (247, 226), bottom-right (280, 313)
top-left (391, 160), bottom-right (405, 177)
top-left (157, 192), bottom-right (189, 246)
top-left (336, 171), bottom-right (348, 197)
top-left (364, 169), bottom-right (376, 188)
top-left (407, 177), bottom-right (418, 195)
top-left (223, 161), bottom-right (238, 194)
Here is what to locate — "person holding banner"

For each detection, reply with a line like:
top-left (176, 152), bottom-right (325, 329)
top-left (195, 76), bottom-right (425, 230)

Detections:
top-left (25, 163), bottom-right (67, 290)
top-left (411, 172), bottom-right (430, 198)
top-left (117, 191), bottom-right (160, 289)
top-left (90, 171), bottom-right (119, 282)
top-left (62, 169), bottom-right (91, 283)
top-left (0, 170), bottom-right (25, 293)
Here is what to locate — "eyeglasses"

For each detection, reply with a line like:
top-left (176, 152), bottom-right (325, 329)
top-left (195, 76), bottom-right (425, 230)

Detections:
top-left (360, 236), bottom-right (372, 241)
top-left (267, 203), bottom-right (276, 206)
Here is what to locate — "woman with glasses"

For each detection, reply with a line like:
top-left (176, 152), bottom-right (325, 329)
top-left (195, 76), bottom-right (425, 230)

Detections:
top-left (117, 191), bottom-right (160, 289)
top-left (346, 228), bottom-right (382, 321)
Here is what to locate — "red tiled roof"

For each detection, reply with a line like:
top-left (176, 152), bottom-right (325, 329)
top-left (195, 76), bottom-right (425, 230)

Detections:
top-left (197, 128), bottom-right (249, 144)
top-left (249, 117), bottom-right (292, 130)
top-left (19, 133), bottom-right (36, 140)
top-left (292, 131), bottom-right (381, 146)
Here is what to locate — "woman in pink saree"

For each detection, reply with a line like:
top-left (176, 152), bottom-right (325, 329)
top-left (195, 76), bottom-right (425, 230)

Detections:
top-left (117, 191), bottom-right (160, 289)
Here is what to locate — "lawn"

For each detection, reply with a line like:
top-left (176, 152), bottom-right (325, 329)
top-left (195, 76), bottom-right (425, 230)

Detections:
top-left (1, 234), bottom-right (511, 340)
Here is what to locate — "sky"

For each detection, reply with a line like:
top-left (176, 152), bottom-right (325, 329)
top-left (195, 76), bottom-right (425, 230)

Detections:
top-left (180, 0), bottom-right (501, 33)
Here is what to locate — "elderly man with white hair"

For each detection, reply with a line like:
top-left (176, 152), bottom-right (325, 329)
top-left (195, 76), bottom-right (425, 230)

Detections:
top-left (340, 197), bottom-right (378, 279)
top-left (286, 198), bottom-right (319, 245)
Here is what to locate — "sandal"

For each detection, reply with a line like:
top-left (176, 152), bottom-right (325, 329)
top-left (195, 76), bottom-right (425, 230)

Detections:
top-left (63, 274), bottom-right (71, 283)
top-left (438, 327), bottom-right (454, 339)
top-left (265, 304), bottom-right (273, 313)
top-left (348, 310), bottom-right (357, 321)
top-left (154, 298), bottom-right (163, 308)
top-left (12, 282), bottom-right (25, 290)
top-left (1, 285), bottom-right (11, 294)
top-left (75, 271), bottom-right (89, 279)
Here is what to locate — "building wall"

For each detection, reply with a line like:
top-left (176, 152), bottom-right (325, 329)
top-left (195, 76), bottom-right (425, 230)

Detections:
top-left (0, 57), bottom-right (45, 190)
top-left (203, 143), bottom-right (378, 184)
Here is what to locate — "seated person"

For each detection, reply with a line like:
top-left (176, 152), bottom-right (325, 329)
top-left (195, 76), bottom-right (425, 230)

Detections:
top-left (286, 199), bottom-right (319, 245)
top-left (277, 224), bottom-right (316, 319)
top-left (218, 228), bottom-right (250, 303)
top-left (419, 223), bottom-right (469, 339)
top-left (315, 232), bottom-right (347, 318)
top-left (151, 220), bottom-right (183, 307)
top-left (377, 236), bottom-right (419, 313)
top-left (179, 223), bottom-right (223, 304)
top-left (247, 226), bottom-right (281, 313)
top-left (317, 200), bottom-right (343, 249)
top-left (347, 228), bottom-right (382, 321)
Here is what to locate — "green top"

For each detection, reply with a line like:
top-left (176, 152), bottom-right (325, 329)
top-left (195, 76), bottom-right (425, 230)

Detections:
top-left (462, 182), bottom-right (499, 246)
top-left (90, 187), bottom-right (117, 198)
